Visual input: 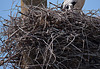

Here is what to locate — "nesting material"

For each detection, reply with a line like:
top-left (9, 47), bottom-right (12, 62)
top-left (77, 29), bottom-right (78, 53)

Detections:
top-left (0, 6), bottom-right (100, 69)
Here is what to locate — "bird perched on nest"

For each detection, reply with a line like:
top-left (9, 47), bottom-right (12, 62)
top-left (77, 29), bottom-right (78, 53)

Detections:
top-left (61, 0), bottom-right (85, 11)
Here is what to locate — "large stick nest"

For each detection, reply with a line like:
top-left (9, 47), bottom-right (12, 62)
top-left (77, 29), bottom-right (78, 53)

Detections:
top-left (0, 6), bottom-right (100, 69)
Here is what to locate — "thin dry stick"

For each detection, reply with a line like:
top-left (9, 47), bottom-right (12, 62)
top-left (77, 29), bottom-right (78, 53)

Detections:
top-left (49, 2), bottom-right (61, 8)
top-left (0, 52), bottom-right (19, 66)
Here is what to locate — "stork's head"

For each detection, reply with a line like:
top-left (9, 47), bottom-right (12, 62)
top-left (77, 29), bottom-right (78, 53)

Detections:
top-left (61, 1), bottom-right (76, 10)
top-left (61, 0), bottom-right (85, 11)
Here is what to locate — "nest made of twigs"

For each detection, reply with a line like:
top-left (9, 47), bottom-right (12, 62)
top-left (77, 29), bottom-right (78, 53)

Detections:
top-left (0, 6), bottom-right (100, 69)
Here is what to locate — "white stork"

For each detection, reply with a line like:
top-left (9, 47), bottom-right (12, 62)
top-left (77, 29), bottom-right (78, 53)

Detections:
top-left (61, 0), bottom-right (85, 10)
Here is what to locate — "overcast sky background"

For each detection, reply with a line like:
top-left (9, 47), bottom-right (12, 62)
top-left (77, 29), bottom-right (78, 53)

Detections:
top-left (0, 0), bottom-right (100, 69)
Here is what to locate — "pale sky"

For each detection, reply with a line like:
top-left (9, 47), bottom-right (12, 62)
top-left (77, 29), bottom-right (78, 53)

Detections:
top-left (0, 0), bottom-right (100, 19)
top-left (0, 0), bottom-right (100, 69)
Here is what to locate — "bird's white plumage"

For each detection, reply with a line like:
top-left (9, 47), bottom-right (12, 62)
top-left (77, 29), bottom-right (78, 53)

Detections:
top-left (62, 0), bottom-right (85, 10)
